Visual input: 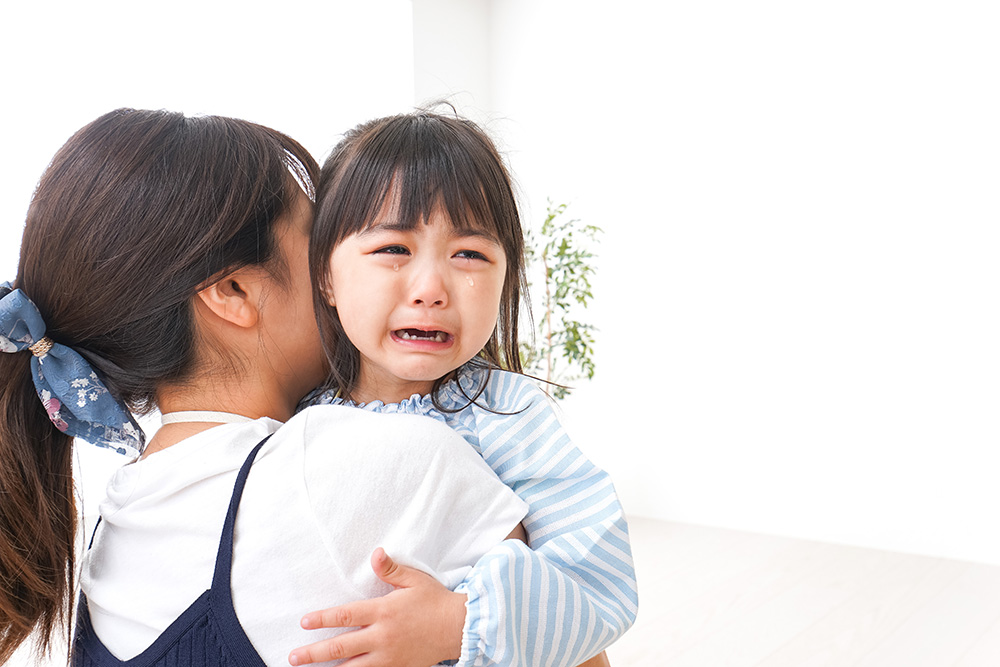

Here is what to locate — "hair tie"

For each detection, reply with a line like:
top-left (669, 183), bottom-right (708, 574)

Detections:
top-left (0, 281), bottom-right (144, 456)
top-left (28, 337), bottom-right (54, 357)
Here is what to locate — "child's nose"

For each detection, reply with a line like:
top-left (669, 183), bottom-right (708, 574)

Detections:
top-left (409, 262), bottom-right (449, 307)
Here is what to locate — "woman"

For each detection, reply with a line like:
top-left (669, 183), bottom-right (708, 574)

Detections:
top-left (0, 109), bottom-right (527, 666)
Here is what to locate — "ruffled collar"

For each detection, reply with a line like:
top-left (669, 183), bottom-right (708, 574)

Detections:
top-left (326, 363), bottom-right (491, 416)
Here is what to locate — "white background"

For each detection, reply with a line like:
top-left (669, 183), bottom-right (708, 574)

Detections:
top-left (1, 0), bottom-right (998, 605)
top-left (0, 0), bottom-right (415, 275)
top-left (413, 0), bottom-right (1000, 567)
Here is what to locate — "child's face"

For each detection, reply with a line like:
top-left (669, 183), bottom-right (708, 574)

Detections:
top-left (325, 206), bottom-right (507, 404)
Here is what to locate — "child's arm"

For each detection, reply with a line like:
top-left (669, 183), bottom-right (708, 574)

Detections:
top-left (455, 477), bottom-right (636, 666)
top-left (503, 526), bottom-right (614, 667)
top-left (453, 372), bottom-right (638, 666)
top-left (492, 522), bottom-right (614, 666)
top-left (288, 376), bottom-right (636, 666)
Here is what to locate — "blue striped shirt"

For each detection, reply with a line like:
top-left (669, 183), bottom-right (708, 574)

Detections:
top-left (310, 364), bottom-right (639, 665)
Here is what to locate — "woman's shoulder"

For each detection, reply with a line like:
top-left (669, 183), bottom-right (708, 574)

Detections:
top-left (283, 402), bottom-right (472, 460)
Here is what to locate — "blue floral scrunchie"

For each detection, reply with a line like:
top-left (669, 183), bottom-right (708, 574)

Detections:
top-left (0, 282), bottom-right (144, 456)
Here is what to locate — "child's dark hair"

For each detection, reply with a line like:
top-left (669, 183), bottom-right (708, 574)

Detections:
top-left (0, 108), bottom-right (317, 662)
top-left (311, 109), bottom-right (526, 402)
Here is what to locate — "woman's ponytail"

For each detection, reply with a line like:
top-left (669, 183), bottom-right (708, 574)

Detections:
top-left (0, 351), bottom-right (76, 663)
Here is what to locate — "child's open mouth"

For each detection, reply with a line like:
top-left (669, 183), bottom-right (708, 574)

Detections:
top-left (394, 329), bottom-right (449, 343)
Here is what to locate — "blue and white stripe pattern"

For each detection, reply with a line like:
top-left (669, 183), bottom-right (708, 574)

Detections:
top-left (309, 364), bottom-right (639, 665)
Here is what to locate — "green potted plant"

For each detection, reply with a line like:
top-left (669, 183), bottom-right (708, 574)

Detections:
top-left (521, 201), bottom-right (602, 399)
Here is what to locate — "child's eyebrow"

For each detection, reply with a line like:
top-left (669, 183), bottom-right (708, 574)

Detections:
top-left (356, 220), bottom-right (406, 237)
top-left (448, 227), bottom-right (501, 244)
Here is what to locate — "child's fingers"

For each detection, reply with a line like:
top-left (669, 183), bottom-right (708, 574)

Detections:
top-left (300, 599), bottom-right (379, 630)
top-left (370, 547), bottom-right (393, 579)
top-left (370, 547), bottom-right (430, 589)
top-left (288, 628), bottom-right (372, 666)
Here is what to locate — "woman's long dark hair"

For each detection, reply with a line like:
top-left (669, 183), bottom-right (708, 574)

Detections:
top-left (0, 108), bottom-right (317, 662)
top-left (310, 110), bottom-right (526, 404)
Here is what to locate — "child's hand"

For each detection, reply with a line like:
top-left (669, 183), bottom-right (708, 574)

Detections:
top-left (288, 548), bottom-right (466, 666)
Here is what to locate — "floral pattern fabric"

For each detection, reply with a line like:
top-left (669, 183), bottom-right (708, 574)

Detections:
top-left (0, 282), bottom-right (144, 456)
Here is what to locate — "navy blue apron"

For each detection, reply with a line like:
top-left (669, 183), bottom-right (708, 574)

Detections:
top-left (73, 436), bottom-right (272, 666)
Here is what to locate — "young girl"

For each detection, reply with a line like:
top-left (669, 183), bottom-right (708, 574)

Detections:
top-left (292, 111), bottom-right (638, 666)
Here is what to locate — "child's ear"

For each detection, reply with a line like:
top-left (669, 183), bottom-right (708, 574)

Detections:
top-left (196, 274), bottom-right (260, 328)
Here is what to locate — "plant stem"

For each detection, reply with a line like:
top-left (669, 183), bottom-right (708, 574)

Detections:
top-left (543, 251), bottom-right (553, 383)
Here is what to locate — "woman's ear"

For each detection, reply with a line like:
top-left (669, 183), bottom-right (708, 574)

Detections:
top-left (196, 274), bottom-right (260, 328)
top-left (321, 280), bottom-right (336, 308)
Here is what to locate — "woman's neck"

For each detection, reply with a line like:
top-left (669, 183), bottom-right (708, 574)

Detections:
top-left (146, 374), bottom-right (297, 457)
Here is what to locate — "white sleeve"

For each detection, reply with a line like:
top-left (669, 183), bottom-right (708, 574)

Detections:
top-left (298, 405), bottom-right (528, 591)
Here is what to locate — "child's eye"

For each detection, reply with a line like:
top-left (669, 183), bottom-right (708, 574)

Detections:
top-left (454, 249), bottom-right (489, 261)
top-left (373, 245), bottom-right (410, 256)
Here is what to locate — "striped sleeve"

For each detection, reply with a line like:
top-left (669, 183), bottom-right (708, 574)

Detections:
top-left (454, 372), bottom-right (639, 666)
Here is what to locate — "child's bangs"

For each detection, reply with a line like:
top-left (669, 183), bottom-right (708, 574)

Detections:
top-left (344, 117), bottom-right (510, 246)
top-left (382, 162), bottom-right (502, 242)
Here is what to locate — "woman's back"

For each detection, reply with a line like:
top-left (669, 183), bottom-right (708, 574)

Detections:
top-left (82, 406), bottom-right (526, 665)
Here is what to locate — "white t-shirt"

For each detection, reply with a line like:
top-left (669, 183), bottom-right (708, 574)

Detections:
top-left (80, 404), bottom-right (528, 666)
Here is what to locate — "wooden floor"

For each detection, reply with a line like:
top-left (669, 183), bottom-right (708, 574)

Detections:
top-left (11, 517), bottom-right (1000, 666)
top-left (608, 516), bottom-right (1000, 667)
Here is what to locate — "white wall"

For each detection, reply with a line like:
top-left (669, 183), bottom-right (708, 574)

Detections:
top-left (413, 0), bottom-right (492, 115)
top-left (414, 0), bottom-right (1000, 565)
top-left (0, 0), bottom-right (416, 280)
